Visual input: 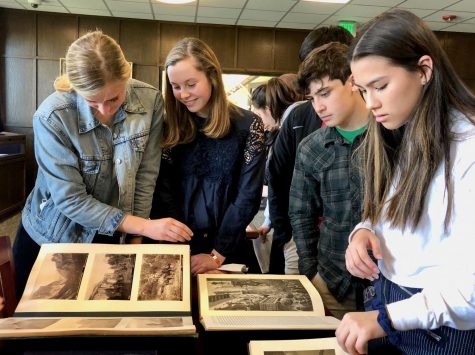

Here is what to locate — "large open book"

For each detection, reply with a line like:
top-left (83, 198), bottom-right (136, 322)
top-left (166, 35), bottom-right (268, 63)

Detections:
top-left (0, 243), bottom-right (196, 337)
top-left (248, 337), bottom-right (349, 355)
top-left (198, 274), bottom-right (340, 331)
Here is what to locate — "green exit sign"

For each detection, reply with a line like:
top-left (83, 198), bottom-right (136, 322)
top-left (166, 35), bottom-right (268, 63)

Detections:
top-left (339, 21), bottom-right (356, 36)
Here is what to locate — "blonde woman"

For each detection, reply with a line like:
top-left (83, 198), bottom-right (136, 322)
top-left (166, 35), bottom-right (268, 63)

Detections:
top-left (13, 31), bottom-right (192, 298)
top-left (151, 38), bottom-right (266, 275)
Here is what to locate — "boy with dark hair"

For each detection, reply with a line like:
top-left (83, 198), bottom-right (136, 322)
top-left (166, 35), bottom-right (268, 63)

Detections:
top-left (289, 42), bottom-right (369, 318)
top-left (267, 26), bottom-right (353, 274)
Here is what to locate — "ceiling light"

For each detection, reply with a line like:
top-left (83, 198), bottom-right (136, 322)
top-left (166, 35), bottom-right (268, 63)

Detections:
top-left (156, 0), bottom-right (196, 4)
top-left (302, 0), bottom-right (350, 3)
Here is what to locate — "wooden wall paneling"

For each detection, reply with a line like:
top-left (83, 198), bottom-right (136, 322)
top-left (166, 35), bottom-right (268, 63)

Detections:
top-left (159, 22), bottom-right (198, 64)
top-left (274, 29), bottom-right (308, 73)
top-left (0, 58), bottom-right (5, 125)
top-left (37, 13), bottom-right (78, 59)
top-left (3, 58), bottom-right (35, 128)
top-left (0, 9), bottom-right (36, 58)
top-left (2, 127), bottom-right (37, 195)
top-left (37, 59), bottom-right (57, 105)
top-left (78, 16), bottom-right (120, 40)
top-left (434, 31), bottom-right (447, 51)
top-left (237, 27), bottom-right (274, 71)
top-left (198, 25), bottom-right (236, 69)
top-left (443, 32), bottom-right (475, 80)
top-left (133, 64), bottom-right (160, 89)
top-left (120, 20), bottom-right (160, 65)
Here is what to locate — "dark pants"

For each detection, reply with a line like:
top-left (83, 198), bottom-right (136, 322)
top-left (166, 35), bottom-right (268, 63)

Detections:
top-left (12, 222), bottom-right (41, 300)
top-left (144, 231), bottom-right (261, 274)
top-left (12, 221), bottom-right (119, 300)
top-left (368, 274), bottom-right (475, 355)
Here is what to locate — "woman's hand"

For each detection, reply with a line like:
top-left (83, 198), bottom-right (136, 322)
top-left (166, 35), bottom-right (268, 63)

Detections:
top-left (118, 215), bottom-right (193, 242)
top-left (336, 311), bottom-right (386, 355)
top-left (191, 253), bottom-right (219, 275)
top-left (346, 229), bottom-right (381, 280)
top-left (145, 218), bottom-right (193, 242)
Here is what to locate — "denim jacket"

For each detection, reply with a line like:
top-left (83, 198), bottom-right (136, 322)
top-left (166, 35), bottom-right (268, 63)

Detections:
top-left (22, 79), bottom-right (163, 245)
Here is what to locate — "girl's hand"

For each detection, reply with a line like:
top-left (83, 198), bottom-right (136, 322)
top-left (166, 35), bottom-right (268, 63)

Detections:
top-left (345, 229), bottom-right (381, 280)
top-left (119, 215), bottom-right (193, 242)
top-left (335, 311), bottom-right (386, 355)
top-left (144, 217), bottom-right (193, 242)
top-left (191, 253), bottom-right (219, 275)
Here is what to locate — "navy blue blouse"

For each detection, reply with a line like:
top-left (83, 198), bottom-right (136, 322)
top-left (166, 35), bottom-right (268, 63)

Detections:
top-left (152, 106), bottom-right (265, 258)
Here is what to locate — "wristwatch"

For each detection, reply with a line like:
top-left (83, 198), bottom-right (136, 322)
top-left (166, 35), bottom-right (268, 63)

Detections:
top-left (210, 252), bottom-right (223, 267)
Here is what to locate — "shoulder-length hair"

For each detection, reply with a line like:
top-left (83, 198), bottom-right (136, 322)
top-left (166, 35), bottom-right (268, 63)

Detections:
top-left (162, 37), bottom-right (236, 148)
top-left (350, 9), bottom-right (475, 231)
top-left (265, 77), bottom-right (300, 123)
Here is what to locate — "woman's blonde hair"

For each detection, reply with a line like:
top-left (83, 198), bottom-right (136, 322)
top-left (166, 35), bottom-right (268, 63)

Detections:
top-left (54, 31), bottom-right (130, 97)
top-left (162, 37), bottom-right (235, 148)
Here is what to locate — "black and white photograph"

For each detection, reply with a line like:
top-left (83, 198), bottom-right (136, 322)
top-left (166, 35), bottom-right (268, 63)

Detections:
top-left (125, 317), bottom-right (184, 329)
top-left (86, 254), bottom-right (136, 300)
top-left (138, 254), bottom-right (183, 301)
top-left (30, 253), bottom-right (88, 300)
top-left (264, 350), bottom-right (336, 355)
top-left (0, 318), bottom-right (59, 330)
top-left (207, 278), bottom-right (313, 311)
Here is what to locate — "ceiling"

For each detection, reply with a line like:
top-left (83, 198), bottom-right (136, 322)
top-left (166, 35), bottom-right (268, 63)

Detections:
top-left (2, 0), bottom-right (475, 33)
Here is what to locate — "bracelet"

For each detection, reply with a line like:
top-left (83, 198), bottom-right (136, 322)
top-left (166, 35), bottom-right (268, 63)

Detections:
top-left (210, 252), bottom-right (222, 267)
top-left (372, 299), bottom-right (401, 346)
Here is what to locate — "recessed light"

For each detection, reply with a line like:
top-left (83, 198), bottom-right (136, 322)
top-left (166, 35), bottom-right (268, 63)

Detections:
top-left (302, 0), bottom-right (350, 3)
top-left (156, 0), bottom-right (196, 4)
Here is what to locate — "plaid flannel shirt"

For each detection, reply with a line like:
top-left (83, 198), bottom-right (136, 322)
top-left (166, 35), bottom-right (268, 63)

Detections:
top-left (289, 126), bottom-right (365, 301)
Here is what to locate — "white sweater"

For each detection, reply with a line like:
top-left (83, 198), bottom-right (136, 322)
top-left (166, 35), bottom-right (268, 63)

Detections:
top-left (354, 112), bottom-right (475, 332)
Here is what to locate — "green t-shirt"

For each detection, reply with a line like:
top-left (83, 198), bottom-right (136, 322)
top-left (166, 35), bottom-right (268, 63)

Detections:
top-left (336, 124), bottom-right (368, 143)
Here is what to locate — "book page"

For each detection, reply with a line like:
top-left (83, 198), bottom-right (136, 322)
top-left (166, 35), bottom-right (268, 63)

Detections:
top-left (199, 274), bottom-right (324, 317)
top-left (197, 274), bottom-right (339, 330)
top-left (0, 316), bottom-right (195, 338)
top-left (15, 243), bottom-right (191, 316)
top-left (248, 337), bottom-right (349, 355)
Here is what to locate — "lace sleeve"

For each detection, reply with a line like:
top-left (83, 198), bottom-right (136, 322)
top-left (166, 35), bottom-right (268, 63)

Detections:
top-left (244, 115), bottom-right (265, 164)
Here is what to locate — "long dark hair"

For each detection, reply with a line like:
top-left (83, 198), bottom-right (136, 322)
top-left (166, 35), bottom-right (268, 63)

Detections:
top-left (350, 9), bottom-right (475, 231)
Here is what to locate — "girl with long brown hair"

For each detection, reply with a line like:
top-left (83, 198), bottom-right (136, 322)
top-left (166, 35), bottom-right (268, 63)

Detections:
top-left (336, 9), bottom-right (475, 355)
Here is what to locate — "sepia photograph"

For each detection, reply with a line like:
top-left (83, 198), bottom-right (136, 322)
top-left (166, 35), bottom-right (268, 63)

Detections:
top-left (74, 318), bottom-right (121, 328)
top-left (125, 317), bottom-right (184, 328)
top-left (30, 253), bottom-right (88, 300)
top-left (14, 244), bottom-right (192, 319)
top-left (86, 254), bottom-right (136, 300)
top-left (249, 338), bottom-right (347, 355)
top-left (0, 318), bottom-right (59, 330)
top-left (207, 278), bottom-right (313, 311)
top-left (138, 254), bottom-right (183, 301)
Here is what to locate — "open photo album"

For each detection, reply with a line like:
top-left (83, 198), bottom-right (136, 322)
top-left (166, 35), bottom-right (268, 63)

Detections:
top-left (0, 243), bottom-right (196, 337)
top-left (197, 274), bottom-right (340, 331)
top-left (248, 337), bottom-right (349, 355)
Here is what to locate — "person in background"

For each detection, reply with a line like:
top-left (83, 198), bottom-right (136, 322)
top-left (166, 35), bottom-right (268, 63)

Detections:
top-left (278, 73), bottom-right (305, 103)
top-left (151, 37), bottom-right (266, 275)
top-left (336, 9), bottom-right (475, 355)
top-left (289, 42), bottom-right (369, 319)
top-left (267, 26), bottom-right (353, 274)
top-left (12, 31), bottom-right (192, 299)
top-left (250, 78), bottom-right (302, 274)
